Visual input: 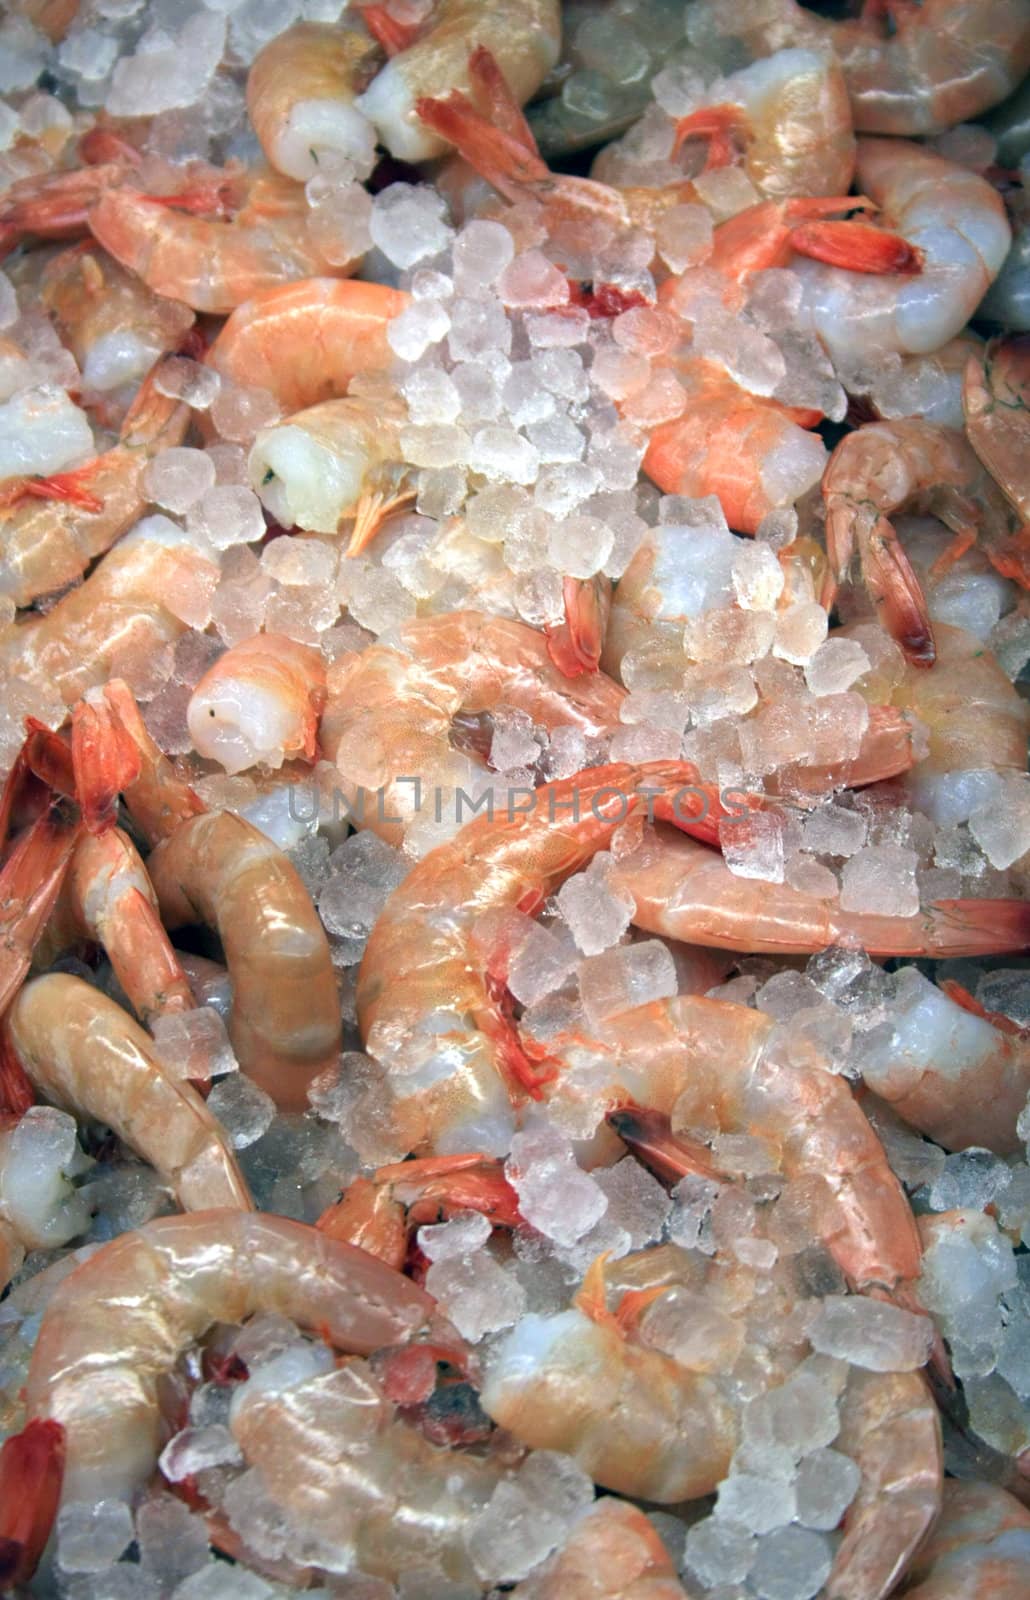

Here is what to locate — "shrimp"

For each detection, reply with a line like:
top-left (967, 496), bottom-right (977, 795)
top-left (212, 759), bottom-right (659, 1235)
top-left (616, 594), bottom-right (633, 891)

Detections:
top-left (0, 808), bottom-right (80, 1018)
top-left (0, 517), bottom-right (220, 707)
top-left (39, 241), bottom-right (195, 406)
top-left (75, 679), bottom-right (343, 1110)
top-left (978, 213), bottom-right (1030, 330)
top-left (248, 382), bottom-right (410, 549)
top-left (795, 138), bottom-right (1012, 371)
top-left (511, 1498), bottom-right (690, 1599)
top-left (603, 816), bottom-right (1030, 957)
top-left (820, 420), bottom-right (1021, 666)
top-left (963, 333), bottom-right (1030, 537)
top-left (902, 1480), bottom-right (1030, 1598)
top-left (2, 1209), bottom-right (434, 1519)
top-left (355, 0), bottom-right (562, 163)
top-left (592, 46), bottom-right (857, 204)
top-left (90, 166), bottom-right (363, 316)
top-left (688, 0), bottom-right (1030, 136)
top-left (3, 974), bottom-right (252, 1211)
top-left (185, 632), bottom-right (327, 776)
top-left (207, 278), bottom-right (409, 414)
top-left (0, 356), bottom-right (191, 609)
top-left (245, 21), bottom-right (380, 182)
top-left (8, 0), bottom-right (80, 42)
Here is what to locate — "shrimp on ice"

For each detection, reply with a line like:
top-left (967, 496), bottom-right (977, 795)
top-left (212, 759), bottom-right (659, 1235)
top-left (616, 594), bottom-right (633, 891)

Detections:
top-left (902, 1479), bottom-right (1030, 1599)
top-left (820, 420), bottom-right (1021, 665)
top-left (185, 632), bottom-right (327, 776)
top-left (510, 1497), bottom-right (692, 1599)
top-left (0, 355), bottom-right (191, 609)
top-left (3, 973), bottom-right (252, 1211)
top-left (963, 333), bottom-right (1030, 543)
top-left (245, 21), bottom-right (380, 182)
top-left (207, 278), bottom-right (409, 414)
top-left (75, 680), bottom-right (342, 1110)
top-left (90, 165), bottom-right (365, 316)
top-left (0, 806), bottom-right (80, 1018)
top-left (687, 0), bottom-right (1030, 136)
top-left (356, 0), bottom-right (562, 163)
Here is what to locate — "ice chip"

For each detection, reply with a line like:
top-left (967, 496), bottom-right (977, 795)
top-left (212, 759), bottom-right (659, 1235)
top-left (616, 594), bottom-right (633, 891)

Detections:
top-left (809, 1295), bottom-right (934, 1371)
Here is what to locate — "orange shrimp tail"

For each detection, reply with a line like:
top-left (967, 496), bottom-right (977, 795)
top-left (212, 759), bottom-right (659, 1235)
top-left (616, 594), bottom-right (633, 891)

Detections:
top-left (395, 1153), bottom-right (524, 1230)
top-left (0, 1419), bottom-right (66, 1588)
top-left (345, 485), bottom-right (417, 557)
top-left (607, 1104), bottom-right (727, 1185)
top-left (0, 808), bottom-right (80, 1016)
top-left (414, 92), bottom-right (549, 199)
top-left (357, 3), bottom-right (421, 55)
top-left (574, 1251), bottom-right (614, 1326)
top-left (317, 1176), bottom-right (409, 1269)
top-left (673, 104), bottom-right (747, 169)
top-left (0, 1028), bottom-right (35, 1116)
top-left (0, 464), bottom-right (103, 514)
top-left (986, 525), bottom-right (1030, 591)
top-left (857, 514), bottom-right (936, 666)
top-left (789, 219), bottom-right (924, 276)
top-left (71, 695), bottom-right (143, 834)
top-left (0, 720), bottom-right (74, 849)
top-left (545, 576), bottom-right (610, 677)
top-left (78, 126), bottom-right (142, 167)
top-left (466, 45), bottom-right (539, 152)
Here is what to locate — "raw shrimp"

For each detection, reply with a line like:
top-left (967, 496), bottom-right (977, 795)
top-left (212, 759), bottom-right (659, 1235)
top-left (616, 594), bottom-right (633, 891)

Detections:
top-left (245, 21), bottom-right (380, 182)
top-left (39, 241), bottom-right (195, 405)
top-left (4, 974), bottom-right (252, 1211)
top-left (963, 333), bottom-right (1030, 532)
top-left (0, 1107), bottom-right (91, 1278)
top-left (510, 1498), bottom-right (691, 1600)
top-left (37, 825), bottom-right (195, 1027)
top-left (0, 356), bottom-right (191, 608)
top-left (796, 138), bottom-right (1012, 370)
top-left (820, 420), bottom-right (1021, 665)
top-left (4, 1209), bottom-right (434, 1514)
top-left (8, 0), bottom-right (80, 42)
top-left (0, 808), bottom-right (80, 1017)
top-left (76, 679), bottom-right (342, 1110)
top-left (902, 1480), bottom-right (1030, 1598)
top-left (978, 213), bottom-right (1030, 330)
top-left (248, 382), bottom-right (409, 547)
top-left (90, 167), bottom-right (363, 316)
top-left (207, 278), bottom-right (409, 413)
top-left (186, 632), bottom-right (327, 776)
top-left (592, 46), bottom-right (856, 203)
top-left (0, 517), bottom-right (219, 706)
top-left (688, 0), bottom-right (1030, 136)
top-left (603, 818), bottom-right (1030, 957)
top-left (857, 966), bottom-right (1030, 1155)
top-left (356, 0), bottom-right (562, 163)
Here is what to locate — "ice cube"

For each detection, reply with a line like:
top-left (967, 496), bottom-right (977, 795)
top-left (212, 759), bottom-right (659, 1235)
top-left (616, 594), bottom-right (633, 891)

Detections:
top-left (369, 183), bottom-right (453, 269)
top-left (206, 1075), bottom-right (276, 1149)
top-left (732, 541), bottom-right (785, 611)
top-left (840, 845), bottom-right (919, 918)
top-left (715, 1474), bottom-right (797, 1536)
top-left (546, 513), bottom-right (613, 577)
top-left (142, 448), bottom-right (217, 515)
top-left (387, 299), bottom-right (451, 362)
top-left (809, 1295), bottom-right (934, 1371)
top-left (496, 249), bottom-right (569, 309)
top-left (424, 1250), bottom-right (526, 1342)
top-left (56, 1500), bottom-right (134, 1573)
top-left (804, 637), bottom-right (871, 697)
top-left (556, 858), bottom-right (634, 955)
top-left (151, 1007), bottom-right (238, 1081)
top-left (969, 773), bottom-right (1030, 869)
top-left (158, 1424), bottom-right (243, 1481)
top-left (464, 1451), bottom-right (594, 1584)
top-left (802, 804), bottom-right (867, 858)
top-left (506, 1123), bottom-right (608, 1246)
top-left (593, 1157), bottom-right (671, 1250)
top-left (136, 1495), bottom-right (212, 1586)
top-left (578, 940), bottom-right (677, 1025)
top-left (794, 1446), bottom-right (861, 1531)
top-left (469, 425), bottom-right (540, 486)
top-left (683, 1517), bottom-right (756, 1586)
top-left (749, 1525), bottom-right (832, 1600)
top-left (452, 220), bottom-right (515, 294)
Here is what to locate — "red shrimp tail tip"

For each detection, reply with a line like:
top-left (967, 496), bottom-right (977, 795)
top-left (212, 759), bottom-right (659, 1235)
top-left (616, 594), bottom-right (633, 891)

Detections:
top-left (466, 45), bottom-right (539, 153)
top-left (672, 104), bottom-right (747, 169)
top-left (71, 695), bottom-right (143, 834)
top-left (607, 1104), bottom-right (727, 1186)
top-left (414, 94), bottom-right (549, 196)
top-left (345, 485), bottom-right (417, 557)
top-left (858, 513), bottom-right (936, 666)
top-left (790, 219), bottom-right (923, 276)
top-left (0, 465), bottom-right (103, 514)
top-left (0, 1419), bottom-right (66, 1588)
top-left (357, 3), bottom-right (422, 55)
top-left (545, 575), bottom-right (610, 677)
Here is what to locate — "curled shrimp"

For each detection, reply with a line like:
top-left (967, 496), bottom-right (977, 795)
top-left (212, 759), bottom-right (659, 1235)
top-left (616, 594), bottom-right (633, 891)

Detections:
top-left (902, 1479), bottom-right (1030, 1598)
top-left (0, 807), bottom-right (80, 1017)
top-left (510, 1498), bottom-right (689, 1600)
top-left (0, 517), bottom-right (220, 707)
top-left (0, 355), bottom-right (191, 609)
top-left (3, 973), bottom-right (252, 1211)
top-left (90, 166), bottom-right (363, 316)
top-left (185, 632), bottom-right (327, 776)
top-left (821, 419), bottom-right (1020, 666)
top-left (207, 278), bottom-right (409, 414)
top-left (963, 333), bottom-right (1030, 540)
top-left (246, 21), bottom-right (380, 182)
top-left (356, 0), bottom-right (562, 163)
top-left (77, 680), bottom-right (342, 1111)
top-left (1, 1208), bottom-right (434, 1519)
top-left (689, 0), bottom-right (1030, 135)
top-left (796, 138), bottom-right (1012, 371)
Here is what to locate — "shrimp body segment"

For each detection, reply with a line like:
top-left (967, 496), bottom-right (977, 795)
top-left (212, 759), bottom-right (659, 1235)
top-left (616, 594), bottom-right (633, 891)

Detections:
top-left (356, 0), bottom-right (562, 163)
top-left (902, 1480), bottom-right (1030, 1599)
top-left (4, 974), bottom-right (252, 1212)
top-left (249, 388), bottom-right (406, 537)
top-left (19, 1209), bottom-right (434, 1504)
top-left (962, 333), bottom-right (1030, 548)
top-left (208, 278), bottom-right (409, 413)
top-left (510, 1498), bottom-right (691, 1600)
top-left (186, 633), bottom-right (327, 776)
top-left (145, 812), bottom-right (342, 1110)
top-left (246, 22), bottom-right (380, 182)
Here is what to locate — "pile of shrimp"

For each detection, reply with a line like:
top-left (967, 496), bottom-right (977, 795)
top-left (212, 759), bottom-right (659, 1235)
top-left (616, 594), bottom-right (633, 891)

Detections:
top-left (1, 0), bottom-right (1030, 1596)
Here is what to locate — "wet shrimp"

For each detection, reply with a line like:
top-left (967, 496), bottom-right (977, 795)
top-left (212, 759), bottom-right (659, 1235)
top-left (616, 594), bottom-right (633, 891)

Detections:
top-left (246, 21), bottom-right (380, 182)
top-left (0, 808), bottom-right (80, 1017)
top-left (356, 0), bottom-right (562, 163)
top-left (963, 332), bottom-right (1030, 535)
top-left (0, 355), bottom-right (191, 609)
top-left (901, 1479), bottom-right (1030, 1598)
top-left (510, 1497), bottom-right (691, 1600)
top-left (186, 632), bottom-right (327, 776)
top-left (820, 419), bottom-right (1021, 665)
top-left (688, 0), bottom-right (1030, 135)
top-left (4, 973), bottom-right (252, 1211)
top-left (0, 1209), bottom-right (434, 1524)
top-left (90, 166), bottom-right (364, 316)
top-left (78, 680), bottom-right (342, 1110)
top-left (207, 278), bottom-right (409, 413)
